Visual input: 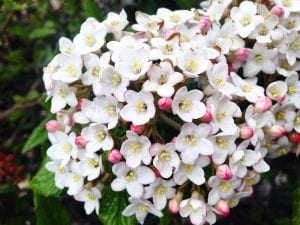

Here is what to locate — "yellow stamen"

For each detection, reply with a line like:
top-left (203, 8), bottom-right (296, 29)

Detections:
top-left (219, 182), bottom-right (232, 192)
top-left (126, 170), bottom-right (137, 181)
top-left (95, 130), bottom-right (106, 141)
top-left (62, 144), bottom-right (72, 153)
top-left (130, 142), bottom-right (143, 153)
top-left (179, 99), bottom-right (192, 112)
top-left (159, 150), bottom-right (170, 161)
top-left (185, 135), bottom-right (198, 145)
top-left (135, 102), bottom-right (147, 113)
top-left (216, 137), bottom-right (228, 149)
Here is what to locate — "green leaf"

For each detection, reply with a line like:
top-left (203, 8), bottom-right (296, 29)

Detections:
top-left (29, 27), bottom-right (56, 39)
top-left (160, 208), bottom-right (171, 225)
top-left (22, 113), bottom-right (53, 153)
top-left (0, 184), bottom-right (18, 194)
top-left (34, 193), bottom-right (71, 225)
top-left (99, 186), bottom-right (137, 225)
top-left (83, 0), bottom-right (103, 21)
top-left (30, 157), bottom-right (63, 197)
top-left (293, 179), bottom-right (300, 225)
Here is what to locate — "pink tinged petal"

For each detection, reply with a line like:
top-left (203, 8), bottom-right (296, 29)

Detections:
top-left (232, 150), bottom-right (244, 163)
top-left (126, 182), bottom-right (144, 198)
top-left (111, 178), bottom-right (126, 191)
top-left (136, 211), bottom-right (147, 224)
top-left (188, 167), bottom-right (205, 185)
top-left (142, 151), bottom-right (152, 165)
top-left (102, 136), bottom-right (114, 150)
top-left (190, 211), bottom-right (204, 225)
top-left (243, 60), bottom-right (261, 77)
top-left (262, 60), bottom-right (276, 74)
top-left (198, 138), bottom-right (214, 155)
top-left (208, 188), bottom-right (220, 205)
top-left (86, 141), bottom-right (101, 153)
top-left (122, 204), bottom-right (137, 216)
top-left (174, 168), bottom-right (187, 185)
top-left (112, 162), bottom-right (128, 176)
top-left (159, 162), bottom-right (173, 178)
top-left (73, 112), bottom-right (89, 124)
top-left (196, 156), bottom-right (210, 167)
top-left (67, 92), bottom-right (78, 107)
top-left (254, 160), bottom-right (270, 173)
top-left (84, 201), bottom-right (95, 215)
top-left (154, 195), bottom-right (167, 210)
top-left (212, 150), bottom-right (228, 165)
top-left (169, 152), bottom-right (180, 168)
top-left (51, 95), bottom-right (66, 113)
top-left (126, 153), bottom-right (143, 168)
top-left (136, 166), bottom-right (155, 184)
top-left (181, 148), bottom-right (199, 164)
top-left (243, 150), bottom-right (260, 166)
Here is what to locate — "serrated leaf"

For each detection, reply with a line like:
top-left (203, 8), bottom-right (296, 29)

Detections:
top-left (83, 0), bottom-right (103, 21)
top-left (30, 157), bottom-right (63, 197)
top-left (99, 186), bottom-right (137, 225)
top-left (22, 113), bottom-right (53, 153)
top-left (34, 193), bottom-right (71, 225)
top-left (293, 179), bottom-right (300, 225)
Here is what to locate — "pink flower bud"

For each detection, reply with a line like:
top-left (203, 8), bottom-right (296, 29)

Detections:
top-left (171, 137), bottom-right (177, 143)
top-left (254, 97), bottom-right (273, 113)
top-left (234, 48), bottom-right (249, 61)
top-left (199, 16), bottom-right (211, 33)
top-left (75, 136), bottom-right (87, 148)
top-left (268, 125), bottom-right (286, 138)
top-left (130, 124), bottom-right (145, 134)
top-left (158, 97), bottom-right (172, 110)
top-left (168, 199), bottom-right (180, 214)
top-left (165, 28), bottom-right (178, 40)
top-left (228, 63), bottom-right (238, 73)
top-left (240, 126), bottom-right (254, 139)
top-left (152, 166), bottom-right (161, 177)
top-left (76, 98), bottom-right (88, 110)
top-left (270, 6), bottom-right (285, 17)
top-left (216, 164), bottom-right (232, 181)
top-left (201, 106), bottom-right (213, 122)
top-left (215, 200), bottom-right (230, 217)
top-left (108, 149), bottom-right (122, 164)
top-left (45, 120), bottom-right (61, 132)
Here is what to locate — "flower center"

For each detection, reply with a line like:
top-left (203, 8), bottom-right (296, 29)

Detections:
top-left (169, 13), bottom-right (181, 22)
top-left (295, 116), bottom-right (300, 125)
top-left (281, 60), bottom-right (292, 70)
top-left (246, 177), bottom-right (255, 186)
top-left (147, 21), bottom-right (155, 28)
top-left (131, 61), bottom-right (143, 74)
top-left (179, 99), bottom-right (192, 112)
top-left (275, 111), bottom-right (285, 120)
top-left (289, 41), bottom-right (299, 51)
top-left (126, 170), bottom-right (137, 181)
top-left (159, 150), bottom-right (170, 161)
top-left (130, 142), bottom-right (143, 153)
top-left (95, 130), bottom-right (107, 141)
top-left (56, 166), bottom-right (65, 174)
top-left (270, 88), bottom-right (280, 97)
top-left (219, 182), bottom-right (232, 192)
top-left (259, 26), bottom-right (269, 36)
top-left (164, 44), bottom-right (173, 53)
top-left (58, 88), bottom-right (68, 98)
top-left (255, 54), bottom-right (264, 63)
top-left (105, 105), bottom-right (116, 116)
top-left (240, 16), bottom-right (251, 26)
top-left (87, 193), bottom-right (95, 201)
top-left (85, 35), bottom-right (95, 46)
top-left (135, 102), bottom-right (147, 113)
top-left (288, 85), bottom-right (296, 95)
top-left (216, 137), bottom-right (229, 149)
top-left (92, 67), bottom-right (100, 77)
top-left (155, 186), bottom-right (166, 196)
top-left (216, 111), bottom-right (227, 122)
top-left (185, 135), bottom-right (198, 145)
top-left (111, 20), bottom-right (120, 28)
top-left (88, 159), bottom-right (99, 168)
top-left (111, 73), bottom-right (121, 86)
top-left (276, 147), bottom-right (286, 156)
top-left (158, 74), bottom-right (168, 85)
top-left (229, 198), bottom-right (238, 207)
top-left (73, 175), bottom-right (80, 182)
top-left (66, 65), bottom-right (76, 76)
top-left (185, 59), bottom-right (198, 73)
top-left (283, 0), bottom-right (292, 7)
top-left (242, 84), bottom-right (253, 92)
top-left (184, 164), bottom-right (194, 174)
top-left (138, 205), bottom-right (148, 212)
top-left (62, 144), bottom-right (72, 153)
top-left (215, 76), bottom-right (225, 87)
top-left (287, 20), bottom-right (296, 29)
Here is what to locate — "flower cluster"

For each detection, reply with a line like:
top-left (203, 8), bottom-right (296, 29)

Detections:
top-left (43, 0), bottom-right (300, 224)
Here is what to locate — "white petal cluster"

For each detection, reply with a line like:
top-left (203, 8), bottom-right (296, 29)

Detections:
top-left (42, 1), bottom-right (300, 224)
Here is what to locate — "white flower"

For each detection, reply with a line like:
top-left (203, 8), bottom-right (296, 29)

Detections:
top-left (274, 0), bottom-right (300, 17)
top-left (267, 135), bottom-right (291, 158)
top-left (65, 161), bottom-right (84, 195)
top-left (111, 162), bottom-right (155, 198)
top-left (104, 9), bottom-right (129, 33)
top-left (278, 13), bottom-right (300, 32)
top-left (210, 134), bottom-right (237, 165)
top-left (177, 49), bottom-right (210, 77)
top-left (151, 142), bottom-right (180, 178)
top-left (278, 30), bottom-right (300, 65)
top-left (207, 176), bottom-right (241, 205)
top-left (132, 12), bottom-right (161, 36)
top-left (49, 81), bottom-right (77, 113)
top-left (82, 52), bottom-right (110, 86)
top-left (79, 153), bottom-right (103, 181)
top-left (73, 18), bottom-right (106, 55)
top-left (176, 123), bottom-right (214, 164)
top-left (51, 54), bottom-right (83, 83)
top-left (207, 62), bottom-right (236, 97)
top-left (230, 1), bottom-right (264, 38)
top-left (249, 15), bottom-right (279, 44)
top-left (122, 197), bottom-right (163, 224)
top-left (243, 44), bottom-right (278, 77)
top-left (156, 8), bottom-right (194, 29)
top-left (120, 90), bottom-right (155, 125)
top-left (144, 178), bottom-right (176, 210)
top-left (81, 123), bottom-right (114, 153)
top-left (172, 87), bottom-right (206, 122)
top-left (284, 74), bottom-right (300, 108)
top-left (43, 55), bottom-right (59, 91)
top-left (47, 131), bottom-right (77, 166)
top-left (266, 81), bottom-right (288, 102)
top-left (293, 111), bottom-right (300, 132)
top-left (207, 94), bottom-right (241, 135)
top-left (189, 33), bottom-right (220, 59)
top-left (174, 156), bottom-right (210, 185)
top-left (45, 160), bottom-right (69, 189)
top-left (143, 61), bottom-right (183, 97)
top-left (276, 58), bottom-right (300, 77)
top-left (93, 65), bottom-right (130, 102)
top-left (74, 187), bottom-right (101, 215)
top-left (179, 197), bottom-right (207, 225)
top-left (115, 48), bottom-right (151, 81)
top-left (59, 37), bottom-right (74, 55)
top-left (120, 131), bottom-right (152, 168)
top-left (231, 72), bottom-right (264, 103)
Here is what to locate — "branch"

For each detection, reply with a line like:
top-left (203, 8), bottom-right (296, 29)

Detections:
top-left (158, 113), bottom-right (182, 131)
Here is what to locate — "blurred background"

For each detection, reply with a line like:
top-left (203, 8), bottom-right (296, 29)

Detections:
top-left (0, 0), bottom-right (298, 224)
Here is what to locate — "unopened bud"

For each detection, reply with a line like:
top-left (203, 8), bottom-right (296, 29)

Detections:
top-left (199, 16), bottom-right (212, 33)
top-left (270, 6), bottom-right (285, 17)
top-left (158, 97), bottom-right (172, 110)
top-left (75, 136), bottom-right (87, 148)
top-left (216, 164), bottom-right (232, 181)
top-left (168, 199), bottom-right (180, 214)
top-left (234, 48), bottom-right (249, 61)
top-left (215, 200), bottom-right (230, 217)
top-left (130, 124), bottom-right (145, 134)
top-left (107, 149), bottom-right (122, 164)
top-left (45, 120), bottom-right (62, 132)
top-left (254, 97), bottom-right (272, 113)
top-left (77, 98), bottom-right (88, 110)
top-left (240, 126), bottom-right (254, 139)
top-left (268, 125), bottom-right (286, 138)
top-left (289, 132), bottom-right (300, 143)
top-left (201, 106), bottom-right (213, 122)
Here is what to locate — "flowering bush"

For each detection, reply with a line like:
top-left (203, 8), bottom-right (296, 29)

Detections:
top-left (41, 0), bottom-right (300, 224)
